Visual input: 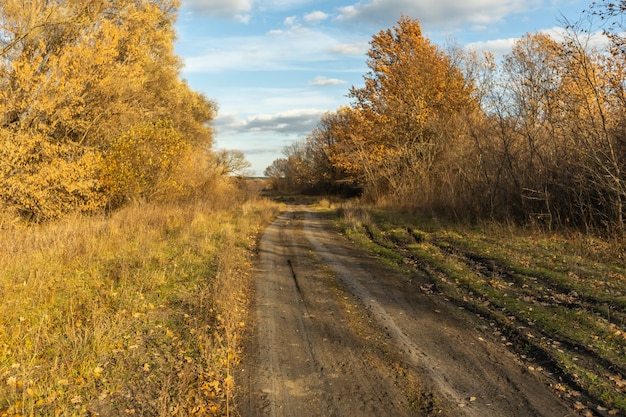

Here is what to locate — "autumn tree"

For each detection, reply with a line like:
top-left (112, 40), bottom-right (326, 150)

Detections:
top-left (344, 16), bottom-right (477, 205)
top-left (302, 109), bottom-right (358, 193)
top-left (269, 17), bottom-right (479, 207)
top-left (0, 0), bottom-right (217, 220)
top-left (0, 130), bottom-right (105, 221)
top-left (321, 106), bottom-right (377, 191)
top-left (263, 108), bottom-right (365, 196)
top-left (264, 158), bottom-right (290, 192)
top-left (558, 21), bottom-right (626, 233)
top-left (480, 33), bottom-right (566, 224)
top-left (264, 141), bottom-right (315, 193)
top-left (104, 120), bottom-right (193, 206)
top-left (213, 149), bottom-right (252, 177)
top-left (472, 24), bottom-right (626, 233)
top-left (268, 11), bottom-right (626, 234)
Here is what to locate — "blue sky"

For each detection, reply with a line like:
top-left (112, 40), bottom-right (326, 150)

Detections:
top-left (174, 0), bottom-right (592, 176)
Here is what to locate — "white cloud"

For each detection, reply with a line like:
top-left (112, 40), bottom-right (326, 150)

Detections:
top-left (284, 16), bottom-right (298, 26)
top-left (471, 25), bottom-right (488, 32)
top-left (329, 41), bottom-right (369, 56)
top-left (465, 26), bottom-right (611, 59)
top-left (465, 37), bottom-right (518, 58)
top-left (258, 0), bottom-right (315, 10)
top-left (337, 0), bottom-right (543, 29)
top-left (304, 10), bottom-right (329, 24)
top-left (539, 26), bottom-right (609, 49)
top-left (180, 0), bottom-right (326, 22)
top-left (309, 76), bottom-right (347, 86)
top-left (213, 108), bottom-right (327, 174)
top-left (182, 0), bottom-right (252, 22)
top-left (216, 109), bottom-right (324, 135)
top-left (247, 109), bottom-right (322, 132)
top-left (211, 128), bottom-right (293, 176)
top-left (182, 26), bottom-right (364, 73)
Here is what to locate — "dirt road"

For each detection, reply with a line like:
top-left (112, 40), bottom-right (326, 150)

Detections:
top-left (235, 207), bottom-right (579, 416)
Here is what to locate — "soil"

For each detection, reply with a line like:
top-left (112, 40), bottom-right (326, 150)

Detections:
top-left (234, 207), bottom-right (581, 416)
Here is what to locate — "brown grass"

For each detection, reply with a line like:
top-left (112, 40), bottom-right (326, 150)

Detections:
top-left (0, 192), bottom-right (280, 416)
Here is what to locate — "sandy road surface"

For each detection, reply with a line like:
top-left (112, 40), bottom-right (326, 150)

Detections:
top-left (235, 207), bottom-right (578, 416)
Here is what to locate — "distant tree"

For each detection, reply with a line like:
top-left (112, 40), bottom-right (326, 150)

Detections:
top-left (263, 141), bottom-right (315, 193)
top-left (213, 149), bottom-right (252, 177)
top-left (264, 158), bottom-right (289, 192)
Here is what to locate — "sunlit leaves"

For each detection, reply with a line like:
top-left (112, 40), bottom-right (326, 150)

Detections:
top-left (262, 6), bottom-right (626, 234)
top-left (0, 0), bottom-right (217, 220)
top-left (0, 131), bottom-right (105, 221)
top-left (335, 16), bottom-right (475, 201)
top-left (104, 120), bottom-right (191, 206)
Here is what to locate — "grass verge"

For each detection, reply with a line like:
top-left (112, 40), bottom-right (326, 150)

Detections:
top-left (0, 197), bottom-right (280, 416)
top-left (337, 202), bottom-right (626, 416)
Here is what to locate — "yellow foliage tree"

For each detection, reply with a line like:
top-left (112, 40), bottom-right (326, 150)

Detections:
top-left (269, 10), bottom-right (626, 233)
top-left (345, 16), bottom-right (476, 202)
top-left (0, 0), bottom-right (217, 220)
top-left (0, 131), bottom-right (105, 221)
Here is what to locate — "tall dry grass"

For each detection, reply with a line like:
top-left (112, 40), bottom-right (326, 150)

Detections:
top-left (0, 189), bottom-right (280, 416)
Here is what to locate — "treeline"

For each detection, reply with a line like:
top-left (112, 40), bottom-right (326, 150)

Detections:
top-left (266, 3), bottom-right (626, 235)
top-left (0, 0), bottom-right (232, 222)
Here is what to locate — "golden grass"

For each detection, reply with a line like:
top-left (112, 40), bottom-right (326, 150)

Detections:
top-left (0, 195), bottom-right (280, 416)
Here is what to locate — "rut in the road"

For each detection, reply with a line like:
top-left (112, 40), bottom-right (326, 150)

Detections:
top-left (237, 210), bottom-right (418, 417)
top-left (236, 208), bottom-right (578, 417)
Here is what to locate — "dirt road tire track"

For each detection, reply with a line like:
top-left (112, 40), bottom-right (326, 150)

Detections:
top-left (235, 207), bottom-right (579, 416)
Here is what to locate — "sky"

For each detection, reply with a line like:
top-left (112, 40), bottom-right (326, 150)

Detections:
top-left (174, 0), bottom-right (593, 176)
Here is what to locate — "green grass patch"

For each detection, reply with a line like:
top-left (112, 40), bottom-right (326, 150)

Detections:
top-left (336, 202), bottom-right (626, 413)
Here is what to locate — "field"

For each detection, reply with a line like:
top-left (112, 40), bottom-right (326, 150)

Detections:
top-left (0, 196), bottom-right (280, 416)
top-left (3, 194), bottom-right (626, 416)
top-left (338, 203), bottom-right (626, 415)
